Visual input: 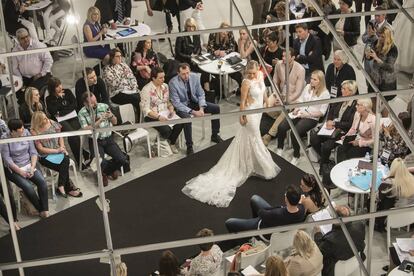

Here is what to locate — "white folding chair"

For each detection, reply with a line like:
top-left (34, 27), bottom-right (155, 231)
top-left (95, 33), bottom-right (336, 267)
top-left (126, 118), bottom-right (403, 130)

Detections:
top-left (115, 104), bottom-right (152, 158)
top-left (70, 35), bottom-right (101, 84)
top-left (268, 230), bottom-right (296, 257)
top-left (386, 210), bottom-right (414, 250)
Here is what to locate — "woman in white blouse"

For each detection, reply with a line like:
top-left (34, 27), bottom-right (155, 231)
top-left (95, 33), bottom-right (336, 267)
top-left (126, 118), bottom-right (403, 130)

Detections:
top-left (277, 70), bottom-right (330, 165)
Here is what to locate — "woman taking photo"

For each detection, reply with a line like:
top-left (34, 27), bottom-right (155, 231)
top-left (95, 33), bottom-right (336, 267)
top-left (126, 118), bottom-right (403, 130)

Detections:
top-left (336, 98), bottom-right (375, 162)
top-left (31, 111), bottom-right (82, 198)
top-left (277, 70), bottom-right (330, 166)
top-left (131, 39), bottom-right (159, 90)
top-left (365, 26), bottom-right (398, 101)
top-left (299, 174), bottom-right (326, 214)
top-left (45, 77), bottom-right (82, 166)
top-left (83, 6), bottom-right (110, 62)
top-left (285, 230), bottom-right (323, 276)
top-left (19, 87), bottom-right (45, 126)
top-left (310, 80), bottom-right (357, 166)
top-left (1, 119), bottom-right (48, 218)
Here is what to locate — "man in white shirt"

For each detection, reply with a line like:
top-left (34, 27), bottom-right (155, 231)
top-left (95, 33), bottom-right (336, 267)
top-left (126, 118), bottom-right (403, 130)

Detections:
top-left (261, 48), bottom-right (306, 146)
top-left (12, 28), bottom-right (53, 104)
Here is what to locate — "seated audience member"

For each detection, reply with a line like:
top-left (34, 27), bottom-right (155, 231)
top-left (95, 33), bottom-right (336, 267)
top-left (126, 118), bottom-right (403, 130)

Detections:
top-left (302, 0), bottom-right (335, 60)
top-left (365, 26), bottom-right (398, 101)
top-left (102, 48), bottom-right (141, 113)
top-left (30, 111), bottom-right (82, 198)
top-left (45, 77), bottom-right (82, 166)
top-left (94, 0), bottom-right (131, 27)
top-left (293, 23), bottom-right (324, 80)
top-left (19, 87), bottom-right (44, 127)
top-left (331, 0), bottom-right (360, 51)
top-left (225, 185), bottom-right (305, 233)
top-left (185, 228), bottom-right (223, 276)
top-left (83, 7), bottom-right (110, 61)
top-left (75, 67), bottom-right (109, 111)
top-left (310, 80), bottom-right (357, 166)
top-left (299, 174), bottom-right (326, 214)
top-left (276, 70), bottom-right (330, 165)
top-left (261, 47), bottom-right (306, 145)
top-left (130, 39), bottom-right (159, 90)
top-left (1, 119), bottom-right (49, 218)
top-left (325, 50), bottom-right (356, 99)
top-left (238, 28), bottom-right (256, 60)
top-left (259, 32), bottom-right (283, 86)
top-left (376, 158), bottom-right (414, 231)
top-left (336, 98), bottom-right (375, 162)
top-left (361, 5), bottom-right (391, 47)
top-left (259, 255), bottom-right (289, 276)
top-left (78, 92), bottom-right (128, 186)
top-left (379, 112), bottom-right (413, 166)
top-left (4, 0), bottom-right (38, 40)
top-left (314, 205), bottom-right (366, 276)
top-left (207, 22), bottom-right (242, 97)
top-left (12, 28), bottom-right (53, 104)
top-left (175, 18), bottom-right (202, 67)
top-left (169, 63), bottom-right (223, 155)
top-left (265, 1), bottom-right (295, 46)
top-left (285, 230), bottom-right (323, 276)
top-left (158, 250), bottom-right (184, 276)
top-left (140, 68), bottom-right (183, 154)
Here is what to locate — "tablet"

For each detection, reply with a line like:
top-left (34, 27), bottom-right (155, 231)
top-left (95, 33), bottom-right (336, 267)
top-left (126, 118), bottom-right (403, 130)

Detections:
top-left (116, 28), bottom-right (137, 37)
top-left (343, 134), bottom-right (357, 144)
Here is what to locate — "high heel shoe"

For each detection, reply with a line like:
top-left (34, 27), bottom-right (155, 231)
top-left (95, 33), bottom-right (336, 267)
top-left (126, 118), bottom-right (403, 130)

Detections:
top-left (56, 188), bottom-right (68, 198)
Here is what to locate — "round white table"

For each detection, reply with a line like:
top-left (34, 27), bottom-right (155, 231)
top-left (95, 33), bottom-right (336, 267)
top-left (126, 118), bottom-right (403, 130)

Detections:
top-left (196, 52), bottom-right (247, 101)
top-left (105, 23), bottom-right (151, 60)
top-left (330, 158), bottom-right (385, 213)
top-left (0, 74), bottom-right (23, 118)
top-left (389, 267), bottom-right (413, 276)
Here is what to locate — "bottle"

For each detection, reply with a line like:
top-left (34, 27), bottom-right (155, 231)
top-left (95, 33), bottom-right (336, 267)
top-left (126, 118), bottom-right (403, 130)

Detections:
top-left (384, 163), bottom-right (390, 176)
top-left (365, 152), bottom-right (370, 161)
top-left (348, 168), bottom-right (353, 183)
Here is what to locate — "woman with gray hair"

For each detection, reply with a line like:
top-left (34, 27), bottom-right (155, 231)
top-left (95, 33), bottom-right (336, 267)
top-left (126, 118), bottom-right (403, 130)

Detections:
top-left (325, 50), bottom-right (356, 99)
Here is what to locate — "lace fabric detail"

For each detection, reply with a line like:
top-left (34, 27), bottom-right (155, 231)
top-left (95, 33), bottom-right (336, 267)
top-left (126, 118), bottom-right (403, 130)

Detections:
top-left (182, 77), bottom-right (281, 207)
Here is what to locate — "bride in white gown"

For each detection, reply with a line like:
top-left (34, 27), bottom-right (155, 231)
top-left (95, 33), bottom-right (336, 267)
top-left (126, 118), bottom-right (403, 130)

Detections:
top-left (182, 60), bottom-right (281, 207)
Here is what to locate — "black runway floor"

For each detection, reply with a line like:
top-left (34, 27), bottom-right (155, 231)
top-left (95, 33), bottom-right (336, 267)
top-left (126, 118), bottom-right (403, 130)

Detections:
top-left (0, 139), bottom-right (305, 276)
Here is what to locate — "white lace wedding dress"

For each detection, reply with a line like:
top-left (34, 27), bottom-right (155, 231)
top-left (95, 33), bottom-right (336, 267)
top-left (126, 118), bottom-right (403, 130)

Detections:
top-left (182, 77), bottom-right (281, 207)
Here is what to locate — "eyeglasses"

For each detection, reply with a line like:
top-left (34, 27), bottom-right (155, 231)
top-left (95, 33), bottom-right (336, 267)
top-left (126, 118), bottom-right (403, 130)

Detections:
top-left (18, 35), bottom-right (29, 40)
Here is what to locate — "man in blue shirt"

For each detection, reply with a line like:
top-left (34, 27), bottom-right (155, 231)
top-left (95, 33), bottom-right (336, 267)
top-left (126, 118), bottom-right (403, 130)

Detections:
top-left (169, 63), bottom-right (223, 155)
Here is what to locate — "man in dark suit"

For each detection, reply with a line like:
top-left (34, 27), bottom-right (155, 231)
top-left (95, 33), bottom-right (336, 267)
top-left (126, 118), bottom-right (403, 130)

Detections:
top-left (94, 0), bottom-right (132, 28)
top-left (314, 205), bottom-right (366, 276)
top-left (225, 185), bottom-right (306, 233)
top-left (75, 67), bottom-right (109, 111)
top-left (293, 23), bottom-right (324, 81)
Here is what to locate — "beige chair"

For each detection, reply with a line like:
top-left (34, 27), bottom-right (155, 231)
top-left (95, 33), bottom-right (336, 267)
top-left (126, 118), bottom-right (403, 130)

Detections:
top-left (334, 256), bottom-right (362, 276)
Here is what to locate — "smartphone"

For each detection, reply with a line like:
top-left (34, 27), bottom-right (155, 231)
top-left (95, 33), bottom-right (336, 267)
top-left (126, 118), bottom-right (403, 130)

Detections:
top-left (404, 263), bottom-right (412, 273)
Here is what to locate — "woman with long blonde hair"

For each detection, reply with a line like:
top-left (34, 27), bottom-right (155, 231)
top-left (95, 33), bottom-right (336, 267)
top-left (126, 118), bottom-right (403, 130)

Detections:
top-left (276, 70), bottom-right (330, 165)
top-left (262, 256), bottom-right (288, 276)
top-left (365, 26), bottom-right (398, 101)
top-left (18, 87), bottom-right (44, 126)
top-left (285, 230), bottom-right (323, 276)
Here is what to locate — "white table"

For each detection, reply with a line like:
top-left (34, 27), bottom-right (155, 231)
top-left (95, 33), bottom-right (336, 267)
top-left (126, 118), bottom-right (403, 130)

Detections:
top-left (105, 23), bottom-right (151, 59)
top-left (330, 158), bottom-right (386, 213)
top-left (389, 267), bottom-right (413, 276)
top-left (196, 52), bottom-right (247, 101)
top-left (0, 74), bottom-right (23, 118)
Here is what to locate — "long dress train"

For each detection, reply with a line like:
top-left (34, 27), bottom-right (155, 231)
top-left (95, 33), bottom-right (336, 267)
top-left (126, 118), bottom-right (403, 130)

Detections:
top-left (182, 76), bottom-right (281, 207)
